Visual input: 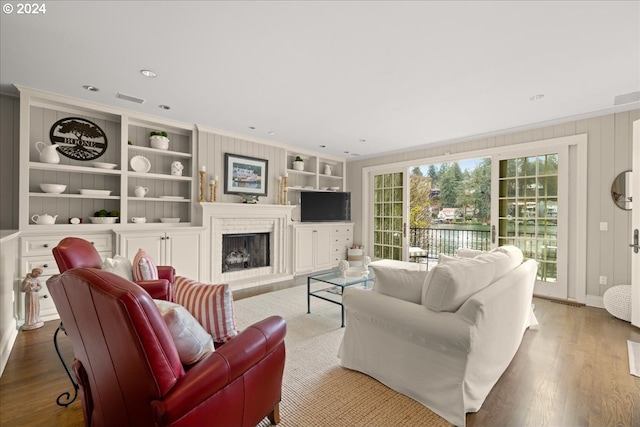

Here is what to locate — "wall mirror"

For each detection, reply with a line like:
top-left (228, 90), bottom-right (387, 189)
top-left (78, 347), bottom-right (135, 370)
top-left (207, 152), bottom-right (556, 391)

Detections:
top-left (611, 170), bottom-right (632, 210)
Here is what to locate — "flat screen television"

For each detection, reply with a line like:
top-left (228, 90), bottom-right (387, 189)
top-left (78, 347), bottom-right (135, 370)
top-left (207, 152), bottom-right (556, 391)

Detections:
top-left (300, 191), bottom-right (351, 222)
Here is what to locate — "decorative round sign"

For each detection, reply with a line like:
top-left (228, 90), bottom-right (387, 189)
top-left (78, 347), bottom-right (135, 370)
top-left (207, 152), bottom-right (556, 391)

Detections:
top-left (49, 117), bottom-right (108, 161)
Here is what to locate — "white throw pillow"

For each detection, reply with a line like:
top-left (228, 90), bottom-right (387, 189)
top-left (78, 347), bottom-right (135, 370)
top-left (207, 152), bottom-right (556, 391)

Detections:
top-left (456, 247), bottom-right (485, 258)
top-left (423, 257), bottom-right (496, 312)
top-left (101, 255), bottom-right (133, 281)
top-left (372, 266), bottom-right (428, 304)
top-left (476, 246), bottom-right (523, 282)
top-left (154, 299), bottom-right (215, 365)
top-left (438, 253), bottom-right (457, 264)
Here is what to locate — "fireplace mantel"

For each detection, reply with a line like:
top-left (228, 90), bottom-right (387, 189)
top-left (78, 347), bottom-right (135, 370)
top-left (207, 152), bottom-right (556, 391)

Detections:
top-left (200, 202), bottom-right (296, 218)
top-left (200, 203), bottom-right (295, 289)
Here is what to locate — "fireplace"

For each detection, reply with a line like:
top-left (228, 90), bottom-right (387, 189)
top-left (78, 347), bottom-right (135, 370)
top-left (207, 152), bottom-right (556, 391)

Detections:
top-left (222, 232), bottom-right (270, 272)
top-left (200, 203), bottom-right (295, 289)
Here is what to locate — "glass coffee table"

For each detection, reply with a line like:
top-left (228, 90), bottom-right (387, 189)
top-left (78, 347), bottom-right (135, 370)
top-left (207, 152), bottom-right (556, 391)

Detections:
top-left (307, 269), bottom-right (375, 327)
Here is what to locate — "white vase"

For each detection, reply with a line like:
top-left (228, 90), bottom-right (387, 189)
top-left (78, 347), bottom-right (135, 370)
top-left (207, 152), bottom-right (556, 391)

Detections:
top-left (293, 161), bottom-right (304, 171)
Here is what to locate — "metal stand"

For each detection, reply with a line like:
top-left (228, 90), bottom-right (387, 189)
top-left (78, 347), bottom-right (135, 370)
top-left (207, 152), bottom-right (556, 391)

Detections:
top-left (54, 322), bottom-right (78, 407)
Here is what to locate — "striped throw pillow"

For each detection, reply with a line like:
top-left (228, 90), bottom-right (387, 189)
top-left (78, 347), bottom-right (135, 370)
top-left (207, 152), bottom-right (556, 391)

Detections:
top-left (132, 249), bottom-right (159, 281)
top-left (174, 276), bottom-right (238, 343)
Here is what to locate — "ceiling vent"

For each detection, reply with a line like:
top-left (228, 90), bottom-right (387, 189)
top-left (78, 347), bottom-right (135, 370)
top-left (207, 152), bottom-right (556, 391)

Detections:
top-left (116, 92), bottom-right (145, 104)
top-left (613, 91), bottom-right (640, 106)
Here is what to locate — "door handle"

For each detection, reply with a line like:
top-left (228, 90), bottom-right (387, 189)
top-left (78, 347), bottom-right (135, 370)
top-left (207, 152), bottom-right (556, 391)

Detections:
top-left (403, 222), bottom-right (407, 239)
top-left (491, 225), bottom-right (496, 244)
top-left (631, 229), bottom-right (639, 254)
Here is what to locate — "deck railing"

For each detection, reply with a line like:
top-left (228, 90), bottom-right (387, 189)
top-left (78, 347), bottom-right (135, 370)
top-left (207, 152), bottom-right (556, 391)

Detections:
top-left (409, 226), bottom-right (491, 259)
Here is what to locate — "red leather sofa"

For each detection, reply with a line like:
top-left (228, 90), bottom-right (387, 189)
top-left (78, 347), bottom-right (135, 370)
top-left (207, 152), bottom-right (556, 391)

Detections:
top-left (47, 267), bottom-right (286, 427)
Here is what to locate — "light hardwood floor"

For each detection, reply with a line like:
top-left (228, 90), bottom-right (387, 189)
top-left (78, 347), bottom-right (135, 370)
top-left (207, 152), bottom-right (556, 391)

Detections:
top-left (1, 285), bottom-right (639, 427)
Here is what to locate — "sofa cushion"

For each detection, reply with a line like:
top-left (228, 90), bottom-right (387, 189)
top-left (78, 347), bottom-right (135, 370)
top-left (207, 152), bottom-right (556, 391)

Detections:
top-left (132, 249), bottom-right (159, 281)
top-left (174, 276), bottom-right (238, 343)
top-left (102, 255), bottom-right (133, 281)
top-left (423, 257), bottom-right (496, 312)
top-left (372, 266), bottom-right (429, 304)
top-left (154, 299), bottom-right (215, 365)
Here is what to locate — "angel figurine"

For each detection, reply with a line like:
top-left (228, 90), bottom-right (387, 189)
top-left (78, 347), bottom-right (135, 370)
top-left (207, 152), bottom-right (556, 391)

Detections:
top-left (21, 267), bottom-right (44, 330)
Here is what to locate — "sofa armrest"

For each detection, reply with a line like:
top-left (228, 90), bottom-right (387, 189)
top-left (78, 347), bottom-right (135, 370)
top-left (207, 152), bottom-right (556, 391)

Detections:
top-left (157, 266), bottom-right (175, 283)
top-left (343, 287), bottom-right (470, 353)
top-left (152, 316), bottom-right (286, 425)
top-left (136, 279), bottom-right (171, 301)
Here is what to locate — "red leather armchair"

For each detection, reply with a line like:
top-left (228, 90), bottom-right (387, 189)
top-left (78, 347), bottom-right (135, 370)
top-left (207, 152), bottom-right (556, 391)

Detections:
top-left (47, 268), bottom-right (286, 427)
top-left (52, 237), bottom-right (175, 301)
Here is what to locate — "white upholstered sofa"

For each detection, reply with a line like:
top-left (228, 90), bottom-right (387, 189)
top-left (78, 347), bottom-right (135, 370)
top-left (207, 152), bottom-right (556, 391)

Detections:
top-left (338, 246), bottom-right (537, 427)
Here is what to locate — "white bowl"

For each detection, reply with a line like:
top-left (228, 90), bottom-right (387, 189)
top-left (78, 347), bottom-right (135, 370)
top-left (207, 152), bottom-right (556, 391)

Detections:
top-left (160, 217), bottom-right (180, 223)
top-left (89, 217), bottom-right (118, 224)
top-left (329, 186), bottom-right (340, 191)
top-left (92, 162), bottom-right (118, 169)
top-left (39, 183), bottom-right (67, 194)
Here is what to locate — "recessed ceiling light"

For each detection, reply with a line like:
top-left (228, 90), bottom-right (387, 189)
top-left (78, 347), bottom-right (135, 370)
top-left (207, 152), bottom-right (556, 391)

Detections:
top-left (359, 139), bottom-right (366, 143)
top-left (529, 94), bottom-right (544, 101)
top-left (344, 151), bottom-right (350, 154)
top-left (83, 85), bottom-right (99, 92)
top-left (248, 126), bottom-right (256, 130)
top-left (268, 131), bottom-right (276, 135)
top-left (140, 69), bottom-right (157, 78)
top-left (319, 145), bottom-right (326, 148)
top-left (158, 104), bottom-right (170, 110)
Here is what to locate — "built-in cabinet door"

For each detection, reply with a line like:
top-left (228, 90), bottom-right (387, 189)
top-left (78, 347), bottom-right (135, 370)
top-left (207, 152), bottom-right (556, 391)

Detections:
top-left (165, 231), bottom-right (202, 280)
top-left (314, 230), bottom-right (333, 271)
top-left (118, 230), bottom-right (202, 280)
top-left (121, 233), bottom-right (165, 266)
top-left (294, 228), bottom-right (315, 273)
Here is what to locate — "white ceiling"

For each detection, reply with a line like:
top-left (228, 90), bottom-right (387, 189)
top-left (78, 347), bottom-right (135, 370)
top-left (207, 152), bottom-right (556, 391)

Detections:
top-left (1, 1), bottom-right (639, 159)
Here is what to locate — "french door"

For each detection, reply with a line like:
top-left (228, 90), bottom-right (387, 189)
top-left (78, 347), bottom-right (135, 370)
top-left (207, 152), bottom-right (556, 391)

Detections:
top-left (371, 170), bottom-right (408, 261)
top-left (493, 146), bottom-right (569, 298)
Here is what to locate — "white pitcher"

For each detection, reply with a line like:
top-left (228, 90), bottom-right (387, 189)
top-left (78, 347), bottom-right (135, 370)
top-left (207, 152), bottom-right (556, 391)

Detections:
top-left (134, 186), bottom-right (149, 197)
top-left (324, 164), bottom-right (333, 176)
top-left (35, 142), bottom-right (60, 164)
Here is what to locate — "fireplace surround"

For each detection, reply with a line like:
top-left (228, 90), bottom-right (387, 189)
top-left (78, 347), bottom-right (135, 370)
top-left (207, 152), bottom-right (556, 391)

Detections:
top-left (200, 203), bottom-right (295, 289)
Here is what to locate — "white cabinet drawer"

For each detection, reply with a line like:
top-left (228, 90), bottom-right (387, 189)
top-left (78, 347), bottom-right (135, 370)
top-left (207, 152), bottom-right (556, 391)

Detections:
top-left (331, 225), bottom-right (352, 235)
top-left (21, 233), bottom-right (112, 256)
top-left (23, 256), bottom-right (59, 276)
top-left (332, 235), bottom-right (352, 245)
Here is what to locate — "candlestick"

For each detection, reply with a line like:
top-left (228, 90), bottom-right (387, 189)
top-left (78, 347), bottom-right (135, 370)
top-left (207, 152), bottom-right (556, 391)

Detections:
top-left (199, 171), bottom-right (206, 202)
top-left (200, 165), bottom-right (206, 172)
top-left (209, 180), bottom-right (215, 202)
top-left (283, 175), bottom-right (288, 205)
top-left (277, 176), bottom-right (282, 205)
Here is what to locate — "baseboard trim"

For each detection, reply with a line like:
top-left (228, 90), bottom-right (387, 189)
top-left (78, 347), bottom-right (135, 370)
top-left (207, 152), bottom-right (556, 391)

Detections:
top-left (0, 322), bottom-right (19, 377)
top-left (586, 294), bottom-right (605, 309)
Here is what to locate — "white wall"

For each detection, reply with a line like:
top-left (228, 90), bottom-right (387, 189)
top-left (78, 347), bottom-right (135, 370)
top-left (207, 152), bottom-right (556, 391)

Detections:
top-left (345, 109), bottom-right (640, 299)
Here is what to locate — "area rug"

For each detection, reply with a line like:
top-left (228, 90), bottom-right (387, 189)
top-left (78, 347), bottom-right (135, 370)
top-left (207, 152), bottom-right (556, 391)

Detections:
top-left (628, 340), bottom-right (640, 377)
top-left (233, 285), bottom-right (451, 427)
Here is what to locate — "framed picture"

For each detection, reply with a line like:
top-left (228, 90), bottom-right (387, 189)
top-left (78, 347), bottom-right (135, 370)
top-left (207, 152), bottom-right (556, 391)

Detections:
top-left (224, 153), bottom-right (269, 196)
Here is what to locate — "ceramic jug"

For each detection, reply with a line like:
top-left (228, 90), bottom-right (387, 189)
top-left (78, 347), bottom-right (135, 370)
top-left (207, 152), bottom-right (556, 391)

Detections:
top-left (35, 142), bottom-right (60, 164)
top-left (31, 214), bottom-right (58, 225)
top-left (134, 186), bottom-right (149, 197)
top-left (324, 164), bottom-right (333, 176)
